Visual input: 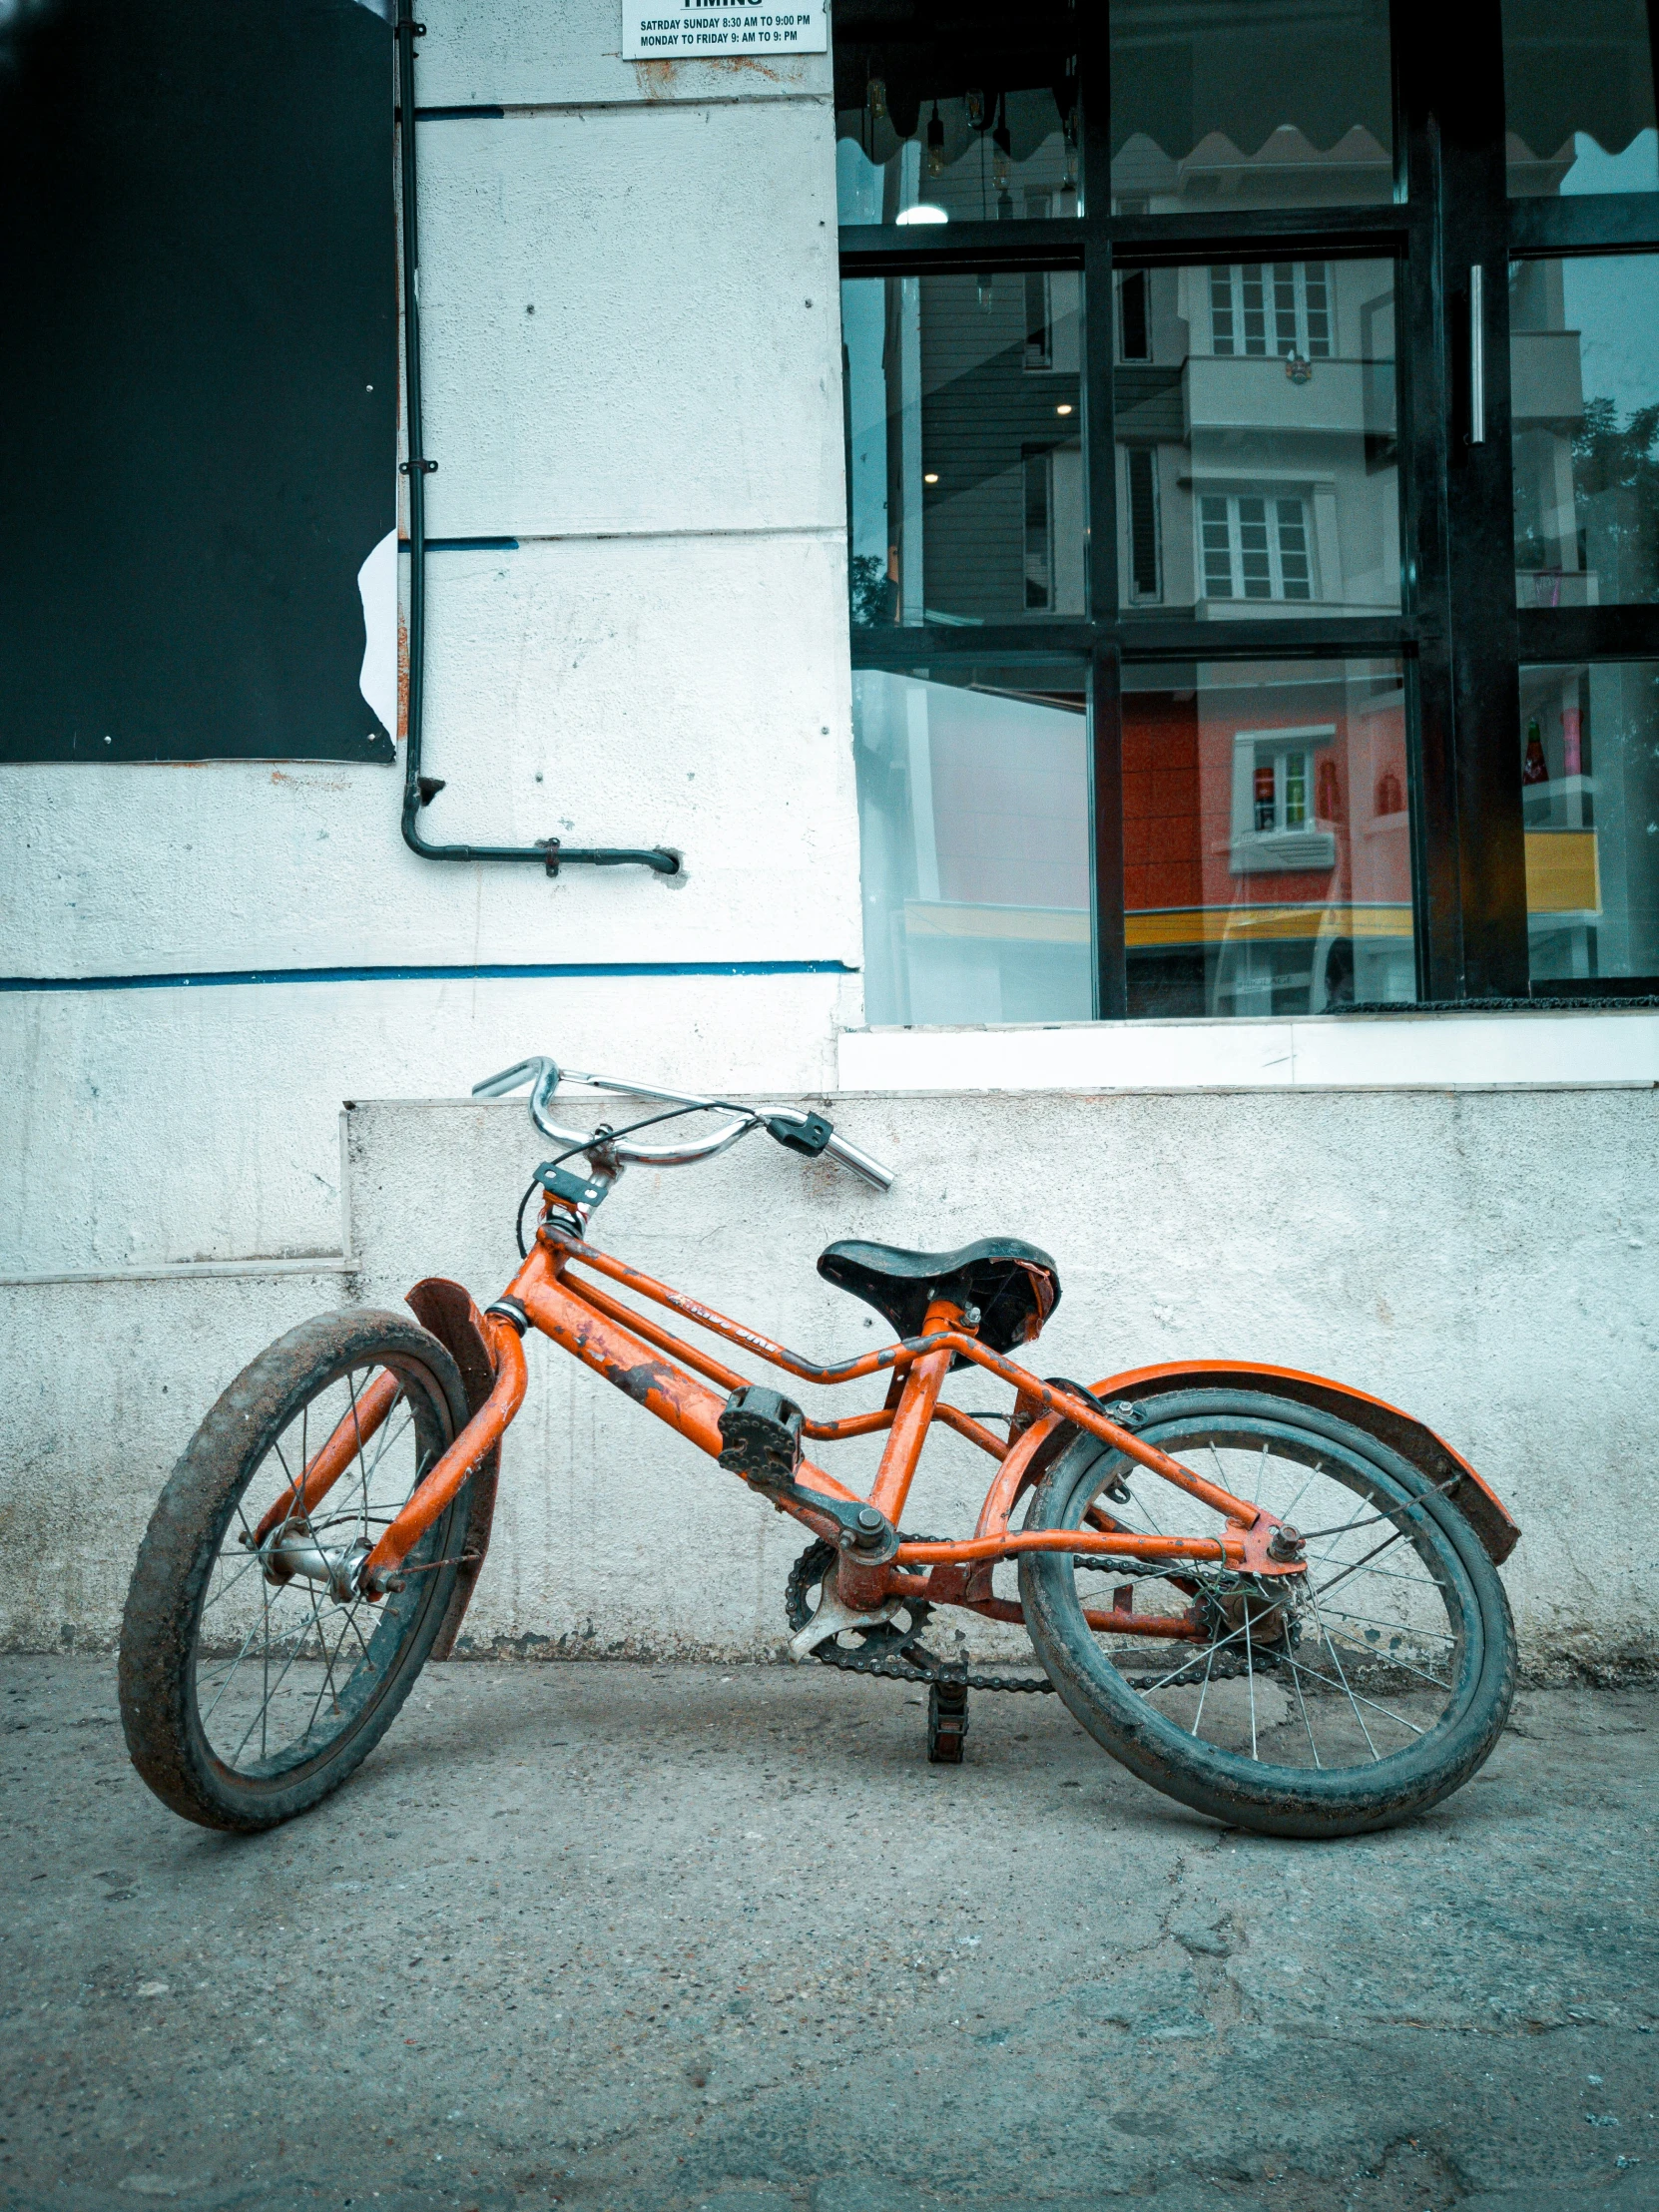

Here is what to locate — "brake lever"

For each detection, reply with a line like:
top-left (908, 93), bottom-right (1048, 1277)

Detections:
top-left (765, 1108), bottom-right (834, 1158)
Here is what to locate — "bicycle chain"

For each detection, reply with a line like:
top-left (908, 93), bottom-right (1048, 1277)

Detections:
top-left (783, 1540), bottom-right (1271, 1696)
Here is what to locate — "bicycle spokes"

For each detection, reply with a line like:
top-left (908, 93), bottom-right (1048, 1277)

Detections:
top-left (194, 1365), bottom-right (436, 1776)
top-left (1068, 1428), bottom-right (1466, 1772)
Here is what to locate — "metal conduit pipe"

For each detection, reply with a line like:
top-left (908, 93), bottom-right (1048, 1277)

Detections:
top-left (393, 0), bottom-right (680, 878)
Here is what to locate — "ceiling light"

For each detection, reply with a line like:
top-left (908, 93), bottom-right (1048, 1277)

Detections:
top-left (923, 472), bottom-right (940, 484)
top-left (1056, 403), bottom-right (1074, 415)
top-left (895, 203), bottom-right (948, 226)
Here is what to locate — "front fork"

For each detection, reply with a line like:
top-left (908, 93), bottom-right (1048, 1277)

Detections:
top-left (250, 1304), bottom-right (529, 1602)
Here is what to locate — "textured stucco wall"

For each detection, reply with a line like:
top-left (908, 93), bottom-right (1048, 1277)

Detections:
top-left (7, 1084), bottom-right (1654, 1673)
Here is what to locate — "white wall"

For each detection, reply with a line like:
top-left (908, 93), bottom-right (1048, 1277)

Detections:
top-left (0, 4), bottom-right (858, 1276)
top-left (7, 1084), bottom-right (1654, 1677)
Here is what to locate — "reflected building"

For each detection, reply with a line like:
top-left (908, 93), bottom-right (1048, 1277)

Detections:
top-left (836, 0), bottom-right (1659, 1024)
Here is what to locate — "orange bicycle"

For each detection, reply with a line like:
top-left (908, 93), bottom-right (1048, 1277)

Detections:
top-left (121, 1055), bottom-right (1519, 1840)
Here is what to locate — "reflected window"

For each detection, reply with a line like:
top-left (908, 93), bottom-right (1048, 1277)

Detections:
top-left (1510, 257), bottom-right (1659, 609)
top-left (1200, 495), bottom-right (1314, 601)
top-left (843, 273), bottom-right (1082, 627)
top-left (1210, 263), bottom-right (1333, 358)
top-left (1520, 664), bottom-right (1659, 980)
top-left (852, 665), bottom-right (1092, 1026)
top-left (1122, 659), bottom-right (1415, 1018)
top-left (1502, 0), bottom-right (1659, 197)
top-left (1110, 0), bottom-right (1394, 214)
top-left (834, 12), bottom-right (1079, 227)
top-left (1113, 260), bottom-right (1399, 618)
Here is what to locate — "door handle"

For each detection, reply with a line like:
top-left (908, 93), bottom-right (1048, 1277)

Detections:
top-left (1468, 264), bottom-right (1486, 444)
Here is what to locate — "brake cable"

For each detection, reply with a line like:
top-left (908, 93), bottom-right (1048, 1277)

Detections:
top-left (512, 1098), bottom-right (758, 1257)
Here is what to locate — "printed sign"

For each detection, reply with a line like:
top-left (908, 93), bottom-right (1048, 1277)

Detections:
top-left (622, 2), bottom-right (829, 59)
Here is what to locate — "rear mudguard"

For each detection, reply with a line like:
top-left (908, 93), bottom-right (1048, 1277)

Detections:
top-left (405, 1277), bottom-right (502, 1657)
top-left (1081, 1361), bottom-right (1519, 1565)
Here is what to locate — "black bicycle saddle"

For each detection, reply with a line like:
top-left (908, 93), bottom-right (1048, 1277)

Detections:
top-left (817, 1237), bottom-right (1061, 1354)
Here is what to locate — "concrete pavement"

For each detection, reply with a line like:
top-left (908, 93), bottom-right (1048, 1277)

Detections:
top-left (2, 1658), bottom-right (1655, 2212)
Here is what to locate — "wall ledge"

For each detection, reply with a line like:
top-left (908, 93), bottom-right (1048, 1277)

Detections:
top-left (0, 1256), bottom-right (352, 1290)
top-left (837, 1007), bottom-right (1659, 1094)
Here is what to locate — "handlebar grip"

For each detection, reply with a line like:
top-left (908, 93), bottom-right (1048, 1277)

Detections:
top-left (823, 1130), bottom-right (895, 1193)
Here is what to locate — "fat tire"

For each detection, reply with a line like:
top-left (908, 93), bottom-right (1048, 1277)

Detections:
top-left (1018, 1389), bottom-right (1517, 1839)
top-left (119, 1309), bottom-right (471, 1833)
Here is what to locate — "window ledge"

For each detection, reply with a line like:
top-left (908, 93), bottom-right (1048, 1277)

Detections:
top-left (836, 1006), bottom-right (1659, 1093)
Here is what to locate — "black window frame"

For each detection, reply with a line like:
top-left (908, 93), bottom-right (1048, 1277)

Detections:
top-left (837, 0), bottom-right (1659, 1014)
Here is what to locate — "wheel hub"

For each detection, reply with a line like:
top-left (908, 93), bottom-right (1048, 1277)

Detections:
top-left (252, 1520), bottom-right (372, 1603)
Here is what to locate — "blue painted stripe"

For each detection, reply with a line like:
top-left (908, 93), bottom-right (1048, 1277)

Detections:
top-left (399, 537), bottom-right (520, 552)
top-left (0, 960), bottom-right (854, 995)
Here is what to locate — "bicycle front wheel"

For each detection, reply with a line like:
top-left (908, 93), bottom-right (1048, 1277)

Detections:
top-left (120, 1310), bottom-right (474, 1831)
top-left (1018, 1389), bottom-right (1516, 1838)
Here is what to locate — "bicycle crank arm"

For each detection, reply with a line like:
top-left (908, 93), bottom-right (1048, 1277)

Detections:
top-left (747, 1474), bottom-right (900, 1564)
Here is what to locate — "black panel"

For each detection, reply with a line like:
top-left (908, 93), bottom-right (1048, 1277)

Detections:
top-left (0, 0), bottom-right (395, 763)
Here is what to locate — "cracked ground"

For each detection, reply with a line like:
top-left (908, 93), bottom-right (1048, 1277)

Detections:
top-left (2, 1659), bottom-right (1656, 2212)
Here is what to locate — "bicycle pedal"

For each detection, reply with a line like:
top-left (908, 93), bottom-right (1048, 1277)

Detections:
top-left (926, 1676), bottom-right (969, 1765)
top-left (718, 1385), bottom-right (805, 1487)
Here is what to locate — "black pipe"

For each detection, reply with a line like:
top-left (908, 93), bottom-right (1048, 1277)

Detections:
top-left (392, 0), bottom-right (679, 878)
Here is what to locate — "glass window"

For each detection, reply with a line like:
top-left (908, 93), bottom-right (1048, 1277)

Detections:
top-left (1114, 261), bottom-right (1399, 619)
top-left (1110, 0), bottom-right (1394, 214)
top-left (843, 273), bottom-right (1082, 628)
top-left (1502, 0), bottom-right (1659, 197)
top-left (852, 664), bottom-right (1092, 1025)
top-left (835, 33), bottom-right (1079, 227)
top-left (1122, 658), bottom-right (1415, 1017)
top-left (1510, 256), bottom-right (1659, 608)
top-left (1520, 664), bottom-right (1659, 980)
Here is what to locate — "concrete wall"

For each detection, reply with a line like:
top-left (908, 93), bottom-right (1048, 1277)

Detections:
top-left (6, 1084), bottom-right (1654, 1676)
top-left (0, 3), bottom-right (858, 1277)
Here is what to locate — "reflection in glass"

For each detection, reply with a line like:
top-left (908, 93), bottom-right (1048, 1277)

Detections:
top-left (853, 666), bottom-right (1091, 1025)
top-left (1502, 0), bottom-right (1659, 197)
top-left (834, 24), bottom-right (1079, 227)
top-left (1113, 261), bottom-right (1399, 617)
top-left (1122, 659), bottom-right (1415, 1018)
top-left (1520, 664), bottom-right (1659, 980)
top-left (1110, 0), bottom-right (1393, 213)
top-left (1510, 258), bottom-right (1659, 608)
top-left (844, 274), bottom-right (1082, 628)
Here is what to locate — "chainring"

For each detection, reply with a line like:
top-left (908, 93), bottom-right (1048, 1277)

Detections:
top-left (785, 1539), bottom-right (935, 1668)
top-left (784, 1538), bottom-right (1055, 1694)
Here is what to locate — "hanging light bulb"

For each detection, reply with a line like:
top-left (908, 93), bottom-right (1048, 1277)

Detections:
top-left (867, 76), bottom-right (887, 122)
top-left (926, 101), bottom-right (945, 179)
top-left (991, 97), bottom-right (1012, 194)
top-left (965, 89), bottom-right (985, 133)
top-left (1061, 113), bottom-right (1079, 198)
top-left (977, 273), bottom-right (994, 312)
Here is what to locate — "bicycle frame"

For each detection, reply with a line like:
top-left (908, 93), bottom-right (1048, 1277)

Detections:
top-left (267, 1208), bottom-right (1315, 1645)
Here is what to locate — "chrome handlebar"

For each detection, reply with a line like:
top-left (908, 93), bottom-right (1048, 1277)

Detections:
top-left (470, 1057), bottom-right (895, 1192)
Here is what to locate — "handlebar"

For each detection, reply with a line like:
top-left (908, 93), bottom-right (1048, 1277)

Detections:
top-left (470, 1057), bottom-right (895, 1193)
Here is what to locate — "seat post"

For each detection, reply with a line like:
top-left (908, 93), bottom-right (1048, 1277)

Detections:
top-left (862, 1293), bottom-right (961, 1539)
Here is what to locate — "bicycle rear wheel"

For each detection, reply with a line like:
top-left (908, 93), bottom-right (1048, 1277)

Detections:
top-left (120, 1310), bottom-right (473, 1831)
top-left (1018, 1388), bottom-right (1516, 1838)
